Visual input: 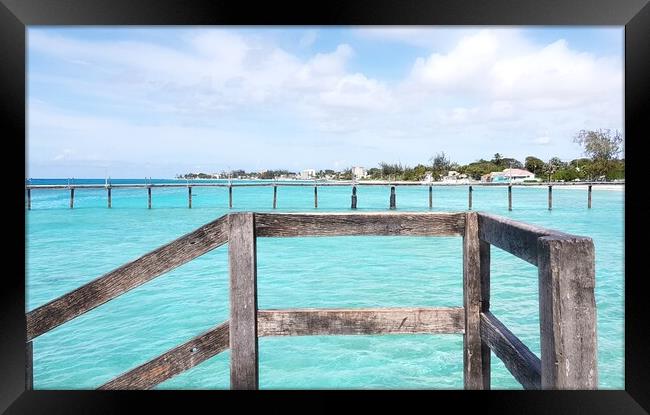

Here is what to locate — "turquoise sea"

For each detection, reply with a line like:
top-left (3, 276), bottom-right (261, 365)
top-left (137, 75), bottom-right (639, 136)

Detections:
top-left (25, 179), bottom-right (624, 389)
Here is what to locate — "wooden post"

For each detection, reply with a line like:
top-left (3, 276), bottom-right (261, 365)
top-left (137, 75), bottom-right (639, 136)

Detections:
top-left (508, 185), bottom-right (512, 211)
top-left (188, 186), bottom-right (192, 209)
top-left (70, 188), bottom-right (74, 209)
top-left (463, 212), bottom-right (487, 389)
top-left (27, 189), bottom-right (31, 210)
top-left (273, 186), bottom-right (277, 209)
top-left (26, 341), bottom-right (33, 390)
top-left (429, 185), bottom-right (433, 209)
top-left (351, 186), bottom-right (357, 209)
top-left (107, 187), bottom-right (112, 208)
top-left (548, 185), bottom-right (552, 210)
top-left (314, 186), bottom-right (318, 208)
top-left (229, 185), bottom-right (233, 209)
top-left (588, 185), bottom-right (592, 208)
top-left (537, 236), bottom-right (597, 389)
top-left (228, 213), bottom-right (259, 390)
top-left (389, 186), bottom-right (396, 209)
top-left (148, 187), bottom-right (152, 209)
top-left (468, 186), bottom-right (473, 210)
top-left (479, 239), bottom-right (491, 389)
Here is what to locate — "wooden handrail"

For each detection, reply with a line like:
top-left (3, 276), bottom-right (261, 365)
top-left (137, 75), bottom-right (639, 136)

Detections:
top-left (26, 215), bottom-right (229, 341)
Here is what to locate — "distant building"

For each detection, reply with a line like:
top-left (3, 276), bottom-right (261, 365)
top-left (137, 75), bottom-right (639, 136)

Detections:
top-left (299, 169), bottom-right (316, 179)
top-left (482, 168), bottom-right (536, 183)
top-left (442, 170), bottom-right (470, 183)
top-left (352, 166), bottom-right (367, 180)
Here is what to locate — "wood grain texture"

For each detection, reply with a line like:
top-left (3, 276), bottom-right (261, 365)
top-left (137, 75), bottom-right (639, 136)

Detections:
top-left (258, 307), bottom-right (464, 336)
top-left (477, 212), bottom-right (569, 266)
top-left (255, 212), bottom-right (466, 237)
top-left (480, 312), bottom-right (541, 390)
top-left (537, 236), bottom-right (597, 389)
top-left (479, 240), bottom-right (491, 389)
top-left (463, 212), bottom-right (486, 389)
top-left (26, 341), bottom-right (33, 390)
top-left (99, 322), bottom-right (230, 390)
top-left (26, 215), bottom-right (229, 341)
top-left (228, 213), bottom-right (259, 390)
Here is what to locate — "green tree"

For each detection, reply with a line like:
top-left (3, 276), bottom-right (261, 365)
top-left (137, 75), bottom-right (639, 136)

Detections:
top-left (491, 153), bottom-right (503, 167)
top-left (573, 129), bottom-right (624, 179)
top-left (430, 152), bottom-right (451, 180)
top-left (525, 156), bottom-right (546, 177)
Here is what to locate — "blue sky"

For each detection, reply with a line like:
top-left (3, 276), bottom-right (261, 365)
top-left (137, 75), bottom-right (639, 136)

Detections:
top-left (27, 27), bottom-right (623, 178)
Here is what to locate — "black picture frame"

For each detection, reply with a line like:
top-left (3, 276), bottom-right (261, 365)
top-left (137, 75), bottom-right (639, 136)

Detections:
top-left (2, 0), bottom-right (648, 413)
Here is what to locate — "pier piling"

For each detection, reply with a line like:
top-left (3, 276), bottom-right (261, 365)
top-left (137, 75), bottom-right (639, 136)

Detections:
top-left (468, 186), bottom-right (473, 210)
top-left (107, 187), bottom-right (112, 208)
top-left (351, 186), bottom-right (357, 209)
top-left (314, 186), bottom-right (318, 208)
top-left (27, 189), bottom-right (31, 210)
top-left (429, 185), bottom-right (433, 209)
top-left (70, 188), bottom-right (74, 209)
top-left (508, 185), bottom-right (512, 211)
top-left (229, 185), bottom-right (233, 209)
top-left (148, 187), bottom-right (152, 209)
top-left (26, 341), bottom-right (33, 390)
top-left (389, 186), bottom-right (396, 209)
top-left (548, 185), bottom-right (552, 210)
top-left (588, 185), bottom-right (592, 208)
top-left (188, 186), bottom-right (192, 209)
top-left (273, 186), bottom-right (277, 209)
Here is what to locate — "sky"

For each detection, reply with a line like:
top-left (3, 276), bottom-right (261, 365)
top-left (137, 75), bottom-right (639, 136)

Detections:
top-left (27, 27), bottom-right (624, 178)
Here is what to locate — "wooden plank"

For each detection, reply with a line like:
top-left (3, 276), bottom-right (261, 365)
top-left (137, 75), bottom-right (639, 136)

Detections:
top-left (100, 321), bottom-right (230, 390)
top-left (27, 188), bottom-right (31, 210)
top-left (257, 307), bottom-right (464, 336)
top-left (147, 187), bottom-right (152, 209)
top-left (107, 187), bottom-right (112, 208)
top-left (588, 184), bottom-right (592, 208)
top-left (314, 186), bottom-right (318, 208)
top-left (273, 185), bottom-right (277, 209)
top-left (188, 186), bottom-right (192, 209)
top-left (479, 240), bottom-right (491, 389)
top-left (477, 212), bottom-right (569, 266)
top-left (70, 188), bottom-right (74, 209)
top-left (26, 341), bottom-right (33, 390)
top-left (508, 185), bottom-right (512, 211)
top-left (228, 212), bottom-right (259, 390)
top-left (480, 312), bottom-right (541, 390)
top-left (229, 185), bottom-right (233, 209)
top-left (537, 236), bottom-right (597, 389)
top-left (256, 212), bottom-right (466, 237)
top-left (351, 186), bottom-right (357, 209)
top-left (468, 185), bottom-right (473, 210)
top-left (26, 215), bottom-right (230, 341)
top-left (463, 212), bottom-right (486, 389)
top-left (429, 185), bottom-right (432, 209)
top-left (548, 185), bottom-right (552, 210)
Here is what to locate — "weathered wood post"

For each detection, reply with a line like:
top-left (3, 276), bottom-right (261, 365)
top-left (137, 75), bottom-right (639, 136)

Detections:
top-left (314, 186), bottom-right (318, 208)
top-left (228, 212), bottom-right (259, 390)
top-left (429, 185), bottom-right (433, 209)
top-left (588, 185), bottom-right (592, 208)
top-left (107, 187), bottom-right (112, 208)
top-left (537, 236), bottom-right (597, 389)
top-left (468, 186), bottom-right (473, 210)
top-left (548, 185), bottom-right (552, 210)
top-left (479, 238), bottom-right (491, 389)
top-left (463, 211), bottom-right (488, 389)
top-left (148, 186), bottom-right (152, 209)
top-left (273, 185), bottom-right (277, 209)
top-left (508, 185), bottom-right (512, 211)
top-left (188, 186), bottom-right (192, 209)
top-left (389, 186), bottom-right (396, 209)
top-left (229, 185), bottom-right (233, 209)
top-left (26, 341), bottom-right (33, 390)
top-left (351, 186), bottom-right (357, 209)
top-left (27, 188), bottom-right (31, 210)
top-left (70, 188), bottom-right (74, 209)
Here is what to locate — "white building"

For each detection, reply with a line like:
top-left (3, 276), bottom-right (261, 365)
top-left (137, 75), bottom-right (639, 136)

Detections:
top-left (442, 170), bottom-right (470, 184)
top-left (351, 166), bottom-right (367, 180)
top-left (299, 169), bottom-right (316, 179)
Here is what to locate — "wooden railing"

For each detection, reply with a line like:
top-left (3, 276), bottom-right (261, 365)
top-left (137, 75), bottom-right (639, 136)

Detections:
top-left (25, 211), bottom-right (597, 390)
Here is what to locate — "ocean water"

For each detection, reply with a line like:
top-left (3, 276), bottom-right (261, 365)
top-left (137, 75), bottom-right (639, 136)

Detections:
top-left (25, 180), bottom-right (624, 389)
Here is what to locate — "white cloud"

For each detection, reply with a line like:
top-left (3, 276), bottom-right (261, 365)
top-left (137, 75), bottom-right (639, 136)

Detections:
top-left (533, 136), bottom-right (552, 145)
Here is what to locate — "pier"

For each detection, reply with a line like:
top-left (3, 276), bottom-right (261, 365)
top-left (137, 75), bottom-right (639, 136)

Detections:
top-left (25, 211), bottom-right (597, 390)
top-left (25, 181), bottom-right (620, 210)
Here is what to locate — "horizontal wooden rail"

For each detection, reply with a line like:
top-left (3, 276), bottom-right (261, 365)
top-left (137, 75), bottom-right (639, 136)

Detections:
top-left (255, 212), bottom-right (466, 237)
top-left (257, 307), bottom-right (465, 336)
top-left (476, 212), bottom-right (571, 265)
top-left (480, 312), bottom-right (541, 390)
top-left (100, 307), bottom-right (463, 389)
top-left (26, 215), bottom-right (229, 341)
